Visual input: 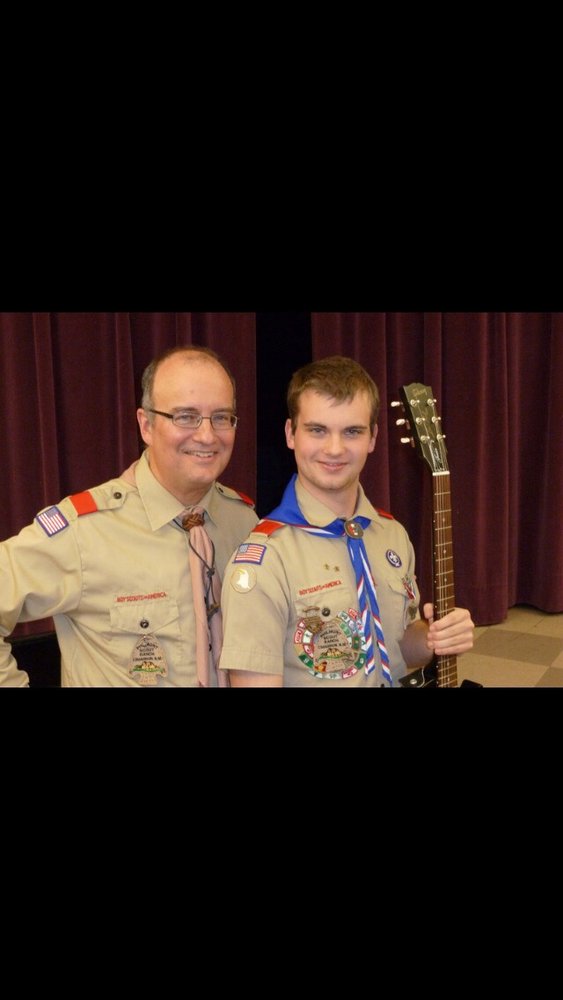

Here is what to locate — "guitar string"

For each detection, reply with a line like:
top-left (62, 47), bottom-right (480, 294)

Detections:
top-left (428, 401), bottom-right (457, 687)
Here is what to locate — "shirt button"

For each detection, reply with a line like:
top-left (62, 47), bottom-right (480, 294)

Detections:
top-left (113, 491), bottom-right (122, 499)
top-left (140, 619), bottom-right (150, 629)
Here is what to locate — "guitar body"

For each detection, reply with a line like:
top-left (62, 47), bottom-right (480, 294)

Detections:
top-left (399, 661), bottom-right (481, 688)
top-left (394, 382), bottom-right (482, 689)
top-left (399, 661), bottom-right (438, 688)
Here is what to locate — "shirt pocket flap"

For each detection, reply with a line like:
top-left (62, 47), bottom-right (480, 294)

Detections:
top-left (110, 598), bottom-right (180, 634)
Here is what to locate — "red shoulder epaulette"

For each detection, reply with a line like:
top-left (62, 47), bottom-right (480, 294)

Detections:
top-left (234, 489), bottom-right (255, 507)
top-left (376, 507), bottom-right (394, 520)
top-left (69, 491), bottom-right (98, 516)
top-left (217, 483), bottom-right (255, 506)
top-left (252, 519), bottom-right (287, 537)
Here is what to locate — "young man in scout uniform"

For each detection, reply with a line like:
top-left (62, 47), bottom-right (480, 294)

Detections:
top-left (0, 346), bottom-right (258, 687)
top-left (219, 356), bottom-right (474, 687)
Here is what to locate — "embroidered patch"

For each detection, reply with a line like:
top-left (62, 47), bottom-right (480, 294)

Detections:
top-left (36, 506), bottom-right (69, 537)
top-left (230, 566), bottom-right (257, 593)
top-left (386, 549), bottom-right (402, 568)
top-left (402, 575), bottom-right (416, 600)
top-left (294, 607), bottom-right (365, 680)
top-left (129, 634), bottom-right (168, 687)
top-left (297, 578), bottom-right (343, 597)
top-left (116, 592), bottom-right (168, 603)
top-left (233, 543), bottom-right (266, 565)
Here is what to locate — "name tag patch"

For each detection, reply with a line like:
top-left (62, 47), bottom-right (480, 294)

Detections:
top-left (36, 506), bottom-right (69, 537)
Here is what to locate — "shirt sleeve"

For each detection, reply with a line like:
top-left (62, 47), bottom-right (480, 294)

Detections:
top-left (219, 539), bottom-right (288, 677)
top-left (0, 513), bottom-right (82, 686)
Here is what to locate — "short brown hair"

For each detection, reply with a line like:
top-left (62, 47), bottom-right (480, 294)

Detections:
top-left (141, 345), bottom-right (236, 415)
top-left (287, 355), bottom-right (380, 432)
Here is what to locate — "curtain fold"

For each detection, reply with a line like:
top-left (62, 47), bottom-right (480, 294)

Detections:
top-left (311, 312), bottom-right (563, 625)
top-left (1, 312), bottom-right (256, 638)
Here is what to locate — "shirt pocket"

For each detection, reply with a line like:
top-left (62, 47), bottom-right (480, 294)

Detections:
top-left (384, 574), bottom-right (419, 630)
top-left (293, 583), bottom-right (356, 623)
top-left (110, 598), bottom-right (181, 639)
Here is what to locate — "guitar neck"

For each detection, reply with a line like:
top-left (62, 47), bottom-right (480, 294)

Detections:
top-left (432, 471), bottom-right (457, 687)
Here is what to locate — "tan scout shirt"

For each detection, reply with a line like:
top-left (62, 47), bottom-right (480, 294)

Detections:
top-left (0, 451), bottom-right (258, 687)
top-left (220, 478), bottom-right (420, 687)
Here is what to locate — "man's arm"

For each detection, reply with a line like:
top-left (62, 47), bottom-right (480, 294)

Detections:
top-left (400, 602), bottom-right (475, 669)
top-left (0, 507), bottom-right (82, 686)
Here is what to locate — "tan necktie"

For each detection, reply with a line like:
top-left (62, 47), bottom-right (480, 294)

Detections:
top-left (182, 507), bottom-right (228, 688)
top-left (118, 459), bottom-right (228, 688)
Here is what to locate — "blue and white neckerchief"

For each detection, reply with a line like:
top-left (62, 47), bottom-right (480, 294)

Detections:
top-left (267, 475), bottom-right (392, 685)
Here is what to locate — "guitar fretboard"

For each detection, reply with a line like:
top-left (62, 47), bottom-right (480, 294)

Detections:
top-left (432, 471), bottom-right (457, 687)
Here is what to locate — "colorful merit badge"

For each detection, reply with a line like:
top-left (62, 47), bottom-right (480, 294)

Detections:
top-left (36, 506), bottom-right (69, 537)
top-left (294, 607), bottom-right (365, 681)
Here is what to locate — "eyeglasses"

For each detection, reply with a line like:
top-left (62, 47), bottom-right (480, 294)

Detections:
top-left (146, 408), bottom-right (238, 430)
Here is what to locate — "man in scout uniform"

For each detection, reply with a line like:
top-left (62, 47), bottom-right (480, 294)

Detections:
top-left (220, 356), bottom-right (474, 687)
top-left (0, 346), bottom-right (258, 687)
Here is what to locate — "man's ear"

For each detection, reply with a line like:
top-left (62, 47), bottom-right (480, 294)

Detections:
top-left (285, 418), bottom-right (295, 450)
top-left (137, 408), bottom-right (153, 447)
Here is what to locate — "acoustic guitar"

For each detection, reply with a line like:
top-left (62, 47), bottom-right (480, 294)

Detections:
top-left (392, 382), bottom-right (481, 688)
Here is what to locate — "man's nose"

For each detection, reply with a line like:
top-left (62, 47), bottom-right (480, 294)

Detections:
top-left (192, 417), bottom-right (217, 440)
top-left (323, 433), bottom-right (345, 453)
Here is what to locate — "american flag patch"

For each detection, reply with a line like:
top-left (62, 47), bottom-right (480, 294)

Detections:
top-left (233, 542), bottom-right (266, 565)
top-left (36, 506), bottom-right (69, 537)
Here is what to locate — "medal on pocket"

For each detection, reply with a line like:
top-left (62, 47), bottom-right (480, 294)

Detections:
top-left (129, 634), bottom-right (168, 686)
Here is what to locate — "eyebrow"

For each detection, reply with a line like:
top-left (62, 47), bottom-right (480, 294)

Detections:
top-left (302, 421), bottom-right (369, 431)
top-left (169, 406), bottom-right (235, 413)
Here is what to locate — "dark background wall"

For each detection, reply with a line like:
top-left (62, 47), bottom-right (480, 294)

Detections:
top-left (256, 312), bottom-right (311, 516)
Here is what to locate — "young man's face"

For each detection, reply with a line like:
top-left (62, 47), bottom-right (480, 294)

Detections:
top-left (285, 389), bottom-right (377, 510)
top-left (137, 355), bottom-right (236, 504)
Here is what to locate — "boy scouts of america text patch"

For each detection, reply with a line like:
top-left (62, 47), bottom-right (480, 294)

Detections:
top-left (36, 506), bottom-right (69, 537)
top-left (233, 542), bottom-right (266, 565)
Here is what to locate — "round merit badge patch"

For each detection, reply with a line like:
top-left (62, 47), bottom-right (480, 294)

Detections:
top-left (386, 549), bottom-right (402, 568)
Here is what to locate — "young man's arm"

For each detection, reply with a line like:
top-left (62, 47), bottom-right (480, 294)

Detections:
top-left (399, 602), bottom-right (474, 668)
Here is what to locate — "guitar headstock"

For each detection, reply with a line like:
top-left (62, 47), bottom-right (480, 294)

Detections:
top-left (392, 382), bottom-right (449, 474)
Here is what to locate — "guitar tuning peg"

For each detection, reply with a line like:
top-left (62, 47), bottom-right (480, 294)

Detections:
top-left (395, 418), bottom-right (407, 426)
top-left (390, 400), bottom-right (402, 408)
top-left (400, 436), bottom-right (415, 447)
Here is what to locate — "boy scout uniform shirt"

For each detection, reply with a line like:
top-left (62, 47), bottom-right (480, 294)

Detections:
top-left (220, 478), bottom-right (421, 687)
top-left (0, 450), bottom-right (258, 687)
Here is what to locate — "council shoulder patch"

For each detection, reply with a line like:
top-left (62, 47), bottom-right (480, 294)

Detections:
top-left (230, 566), bottom-right (257, 593)
top-left (36, 506), bottom-right (69, 537)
